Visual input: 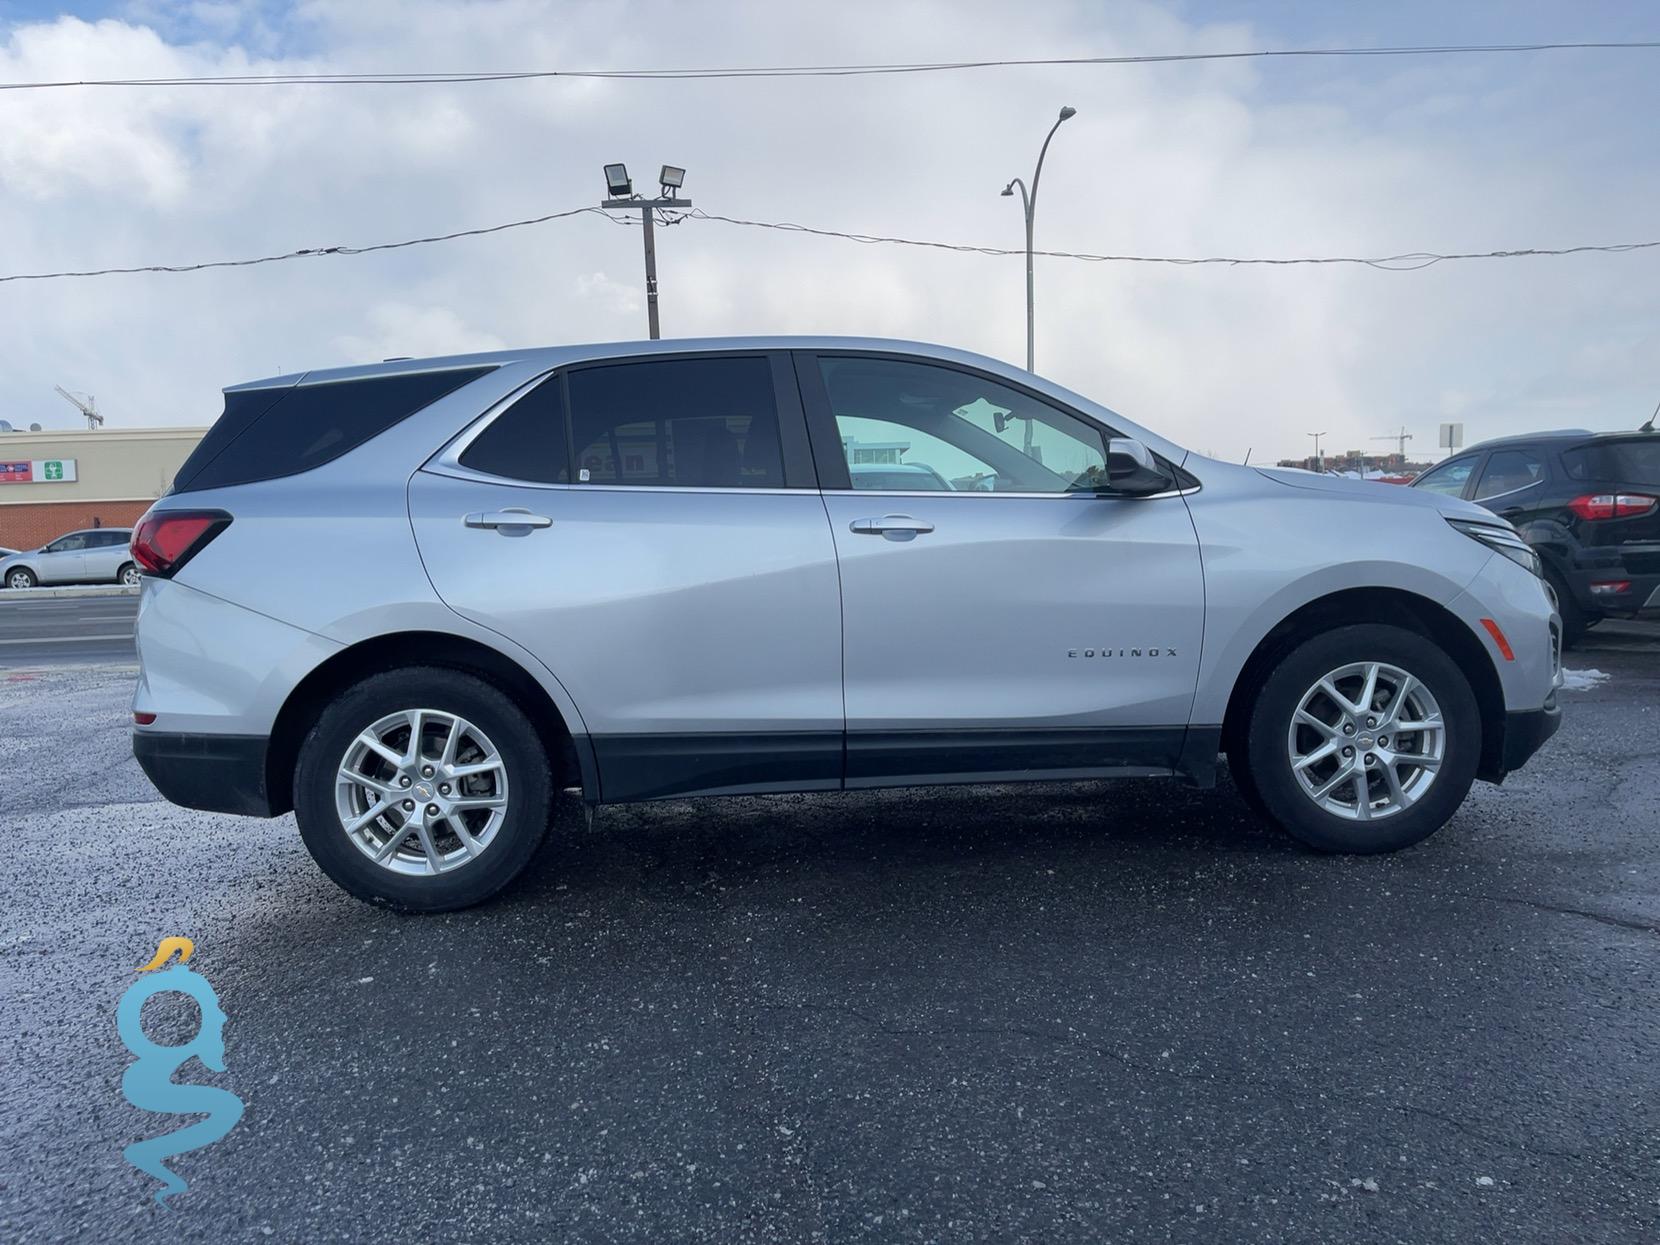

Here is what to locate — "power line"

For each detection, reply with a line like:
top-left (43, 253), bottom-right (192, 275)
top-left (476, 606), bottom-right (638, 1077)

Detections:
top-left (2, 204), bottom-right (1656, 284)
top-left (0, 207), bottom-right (619, 283)
top-left (686, 210), bottom-right (1660, 271)
top-left (3, 41), bottom-right (1658, 90)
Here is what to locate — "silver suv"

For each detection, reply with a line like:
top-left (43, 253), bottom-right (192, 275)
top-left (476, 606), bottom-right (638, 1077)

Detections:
top-left (2, 527), bottom-right (138, 589)
top-left (131, 338), bottom-right (1562, 911)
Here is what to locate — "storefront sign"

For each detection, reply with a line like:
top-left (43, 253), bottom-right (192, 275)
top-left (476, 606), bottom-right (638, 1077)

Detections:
top-left (0, 458), bottom-right (77, 484)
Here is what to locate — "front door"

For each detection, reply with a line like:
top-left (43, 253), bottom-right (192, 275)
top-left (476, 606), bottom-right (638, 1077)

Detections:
top-left (798, 352), bottom-right (1205, 786)
top-left (410, 351), bottom-right (844, 801)
top-left (37, 532), bottom-right (89, 584)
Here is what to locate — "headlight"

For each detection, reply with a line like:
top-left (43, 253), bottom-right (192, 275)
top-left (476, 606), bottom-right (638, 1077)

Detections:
top-left (1447, 517), bottom-right (1541, 576)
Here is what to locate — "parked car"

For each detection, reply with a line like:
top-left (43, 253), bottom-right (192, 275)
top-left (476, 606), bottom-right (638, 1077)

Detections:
top-left (130, 338), bottom-right (1562, 911)
top-left (1410, 429), bottom-right (1659, 644)
top-left (1, 528), bottom-right (138, 589)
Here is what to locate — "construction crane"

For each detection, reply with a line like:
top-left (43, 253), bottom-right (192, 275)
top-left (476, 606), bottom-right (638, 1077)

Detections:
top-left (1370, 426), bottom-right (1413, 457)
top-left (54, 385), bottom-right (103, 429)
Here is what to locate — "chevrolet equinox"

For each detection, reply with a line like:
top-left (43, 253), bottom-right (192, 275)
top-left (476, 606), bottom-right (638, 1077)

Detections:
top-left (130, 338), bottom-right (1563, 910)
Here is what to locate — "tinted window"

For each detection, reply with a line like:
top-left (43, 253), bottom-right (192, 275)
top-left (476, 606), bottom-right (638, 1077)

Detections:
top-left (567, 357), bottom-right (782, 488)
top-left (1412, 457), bottom-right (1477, 496)
top-left (175, 366), bottom-right (493, 493)
top-left (821, 357), bottom-right (1108, 493)
top-left (459, 378), bottom-right (569, 484)
top-left (1473, 449), bottom-right (1546, 500)
top-left (1563, 439), bottom-right (1660, 484)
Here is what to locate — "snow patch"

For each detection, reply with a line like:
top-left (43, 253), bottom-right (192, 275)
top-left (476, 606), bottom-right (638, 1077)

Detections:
top-left (1559, 668), bottom-right (1611, 692)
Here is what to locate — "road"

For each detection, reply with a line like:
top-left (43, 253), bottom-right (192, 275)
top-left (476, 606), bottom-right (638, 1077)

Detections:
top-left (0, 592), bottom-right (138, 666)
top-left (2, 632), bottom-right (1657, 1243)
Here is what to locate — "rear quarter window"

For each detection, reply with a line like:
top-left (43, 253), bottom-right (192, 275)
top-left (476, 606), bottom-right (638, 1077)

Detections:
top-left (174, 366), bottom-right (493, 493)
top-left (1562, 439), bottom-right (1660, 484)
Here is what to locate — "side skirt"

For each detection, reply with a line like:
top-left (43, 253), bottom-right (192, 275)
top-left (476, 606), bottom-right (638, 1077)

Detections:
top-left (592, 726), bottom-right (1205, 802)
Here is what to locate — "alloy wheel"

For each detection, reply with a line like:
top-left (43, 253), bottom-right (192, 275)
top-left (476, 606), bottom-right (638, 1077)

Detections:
top-left (1286, 661), bottom-right (1445, 821)
top-left (335, 708), bottom-right (510, 876)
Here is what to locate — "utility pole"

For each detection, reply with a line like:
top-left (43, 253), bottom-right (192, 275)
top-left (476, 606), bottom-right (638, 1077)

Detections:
top-left (1002, 106), bottom-right (1078, 378)
top-left (1307, 430), bottom-right (1327, 471)
top-left (601, 163), bottom-right (690, 340)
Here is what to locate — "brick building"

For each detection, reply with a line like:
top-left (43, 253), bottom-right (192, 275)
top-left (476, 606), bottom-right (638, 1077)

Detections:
top-left (0, 426), bottom-right (206, 550)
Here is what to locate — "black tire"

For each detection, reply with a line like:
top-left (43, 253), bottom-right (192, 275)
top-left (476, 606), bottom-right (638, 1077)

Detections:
top-left (5, 566), bottom-right (36, 590)
top-left (1543, 567), bottom-right (1590, 648)
top-left (117, 561), bottom-right (141, 587)
top-left (1237, 624), bottom-right (1480, 854)
top-left (293, 667), bottom-right (553, 912)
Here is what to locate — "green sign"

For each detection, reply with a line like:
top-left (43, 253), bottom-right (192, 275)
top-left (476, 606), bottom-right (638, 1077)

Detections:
top-left (43, 460), bottom-right (64, 480)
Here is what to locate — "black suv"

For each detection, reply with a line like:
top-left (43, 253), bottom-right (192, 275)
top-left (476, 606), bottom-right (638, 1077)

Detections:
top-left (1411, 429), bottom-right (1660, 645)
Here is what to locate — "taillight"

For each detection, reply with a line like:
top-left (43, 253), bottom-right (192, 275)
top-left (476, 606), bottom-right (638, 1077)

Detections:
top-left (130, 510), bottom-right (232, 577)
top-left (1566, 493), bottom-right (1658, 521)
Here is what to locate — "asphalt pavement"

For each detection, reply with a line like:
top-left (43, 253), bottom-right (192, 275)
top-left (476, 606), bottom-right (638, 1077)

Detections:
top-left (1, 628), bottom-right (1657, 1243)
top-left (0, 592), bottom-right (138, 666)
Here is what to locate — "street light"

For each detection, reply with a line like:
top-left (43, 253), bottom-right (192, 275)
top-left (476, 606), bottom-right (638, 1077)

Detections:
top-left (601, 162), bottom-right (692, 340)
top-left (1001, 105), bottom-right (1078, 375)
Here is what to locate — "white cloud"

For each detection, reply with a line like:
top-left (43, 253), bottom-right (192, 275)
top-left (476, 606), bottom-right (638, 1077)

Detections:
top-left (0, 0), bottom-right (1656, 460)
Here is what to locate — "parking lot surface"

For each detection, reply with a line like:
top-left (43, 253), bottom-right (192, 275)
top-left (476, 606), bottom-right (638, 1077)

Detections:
top-left (2, 630), bottom-right (1657, 1243)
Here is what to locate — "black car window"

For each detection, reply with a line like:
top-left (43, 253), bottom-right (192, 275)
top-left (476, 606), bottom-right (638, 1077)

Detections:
top-left (1563, 439), bottom-right (1660, 485)
top-left (567, 356), bottom-right (784, 488)
top-left (175, 367), bottom-right (494, 494)
top-left (458, 377), bottom-right (570, 484)
top-left (1412, 456), bottom-right (1478, 496)
top-left (1473, 449), bottom-right (1546, 500)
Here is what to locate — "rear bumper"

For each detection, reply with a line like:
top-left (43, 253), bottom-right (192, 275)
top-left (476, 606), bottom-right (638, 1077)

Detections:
top-left (1564, 566), bottom-right (1660, 616)
top-left (133, 730), bottom-right (276, 817)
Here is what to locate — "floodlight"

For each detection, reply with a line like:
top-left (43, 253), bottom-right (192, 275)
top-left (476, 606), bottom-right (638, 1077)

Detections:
top-left (659, 165), bottom-right (686, 193)
top-left (603, 163), bottom-right (632, 196)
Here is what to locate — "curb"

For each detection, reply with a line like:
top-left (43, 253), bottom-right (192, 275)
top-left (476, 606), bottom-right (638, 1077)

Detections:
top-left (0, 585), bottom-right (140, 602)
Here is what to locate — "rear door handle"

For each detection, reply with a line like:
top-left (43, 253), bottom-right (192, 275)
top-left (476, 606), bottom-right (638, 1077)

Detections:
top-left (464, 508), bottom-right (553, 532)
top-left (850, 514), bottom-right (935, 542)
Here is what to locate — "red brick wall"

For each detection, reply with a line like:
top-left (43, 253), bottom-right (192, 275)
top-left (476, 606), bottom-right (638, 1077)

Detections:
top-left (0, 500), bottom-right (151, 551)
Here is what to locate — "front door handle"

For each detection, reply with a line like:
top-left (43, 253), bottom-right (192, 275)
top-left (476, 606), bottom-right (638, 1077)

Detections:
top-left (850, 514), bottom-right (935, 542)
top-left (464, 508), bottom-right (553, 532)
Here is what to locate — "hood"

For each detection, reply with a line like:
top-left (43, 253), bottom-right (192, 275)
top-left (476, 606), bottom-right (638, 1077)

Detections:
top-left (1253, 467), bottom-right (1496, 522)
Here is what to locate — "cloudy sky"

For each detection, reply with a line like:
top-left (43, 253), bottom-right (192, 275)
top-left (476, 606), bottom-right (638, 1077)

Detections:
top-left (1, 0), bottom-right (1657, 462)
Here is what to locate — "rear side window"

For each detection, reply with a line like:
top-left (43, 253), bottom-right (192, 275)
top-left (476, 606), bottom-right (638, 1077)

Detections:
top-left (458, 378), bottom-right (570, 484)
top-left (174, 367), bottom-right (493, 493)
top-left (1473, 449), bottom-right (1546, 500)
top-left (1563, 439), bottom-right (1660, 484)
top-left (567, 357), bottom-right (783, 488)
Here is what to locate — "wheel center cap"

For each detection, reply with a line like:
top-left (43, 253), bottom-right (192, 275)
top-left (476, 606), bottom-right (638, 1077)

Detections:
top-left (413, 781), bottom-right (434, 800)
top-left (1357, 734), bottom-right (1375, 750)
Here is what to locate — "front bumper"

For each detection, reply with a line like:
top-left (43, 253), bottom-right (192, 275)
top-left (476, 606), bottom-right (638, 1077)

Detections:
top-left (133, 731), bottom-right (276, 817)
top-left (1497, 700), bottom-right (1562, 776)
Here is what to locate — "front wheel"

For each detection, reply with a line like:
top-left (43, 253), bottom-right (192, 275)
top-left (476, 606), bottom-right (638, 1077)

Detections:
top-left (1234, 624), bottom-right (1481, 853)
top-left (5, 567), bottom-right (36, 590)
top-left (293, 667), bottom-right (553, 911)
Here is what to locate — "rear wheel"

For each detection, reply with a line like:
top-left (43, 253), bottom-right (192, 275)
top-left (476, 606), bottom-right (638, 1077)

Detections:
top-left (1235, 624), bottom-right (1480, 853)
top-left (293, 667), bottom-right (553, 911)
top-left (5, 567), bottom-right (36, 590)
top-left (117, 562), bottom-right (141, 587)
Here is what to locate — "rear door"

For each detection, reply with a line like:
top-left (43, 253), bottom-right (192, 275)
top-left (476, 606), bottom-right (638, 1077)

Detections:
top-left (1471, 447), bottom-right (1550, 524)
top-left (798, 351), bottom-right (1204, 785)
top-left (85, 530), bottom-right (130, 580)
top-left (410, 351), bottom-right (844, 801)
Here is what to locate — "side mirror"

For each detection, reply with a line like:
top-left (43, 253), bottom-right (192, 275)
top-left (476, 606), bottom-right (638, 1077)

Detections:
top-left (1102, 438), bottom-right (1175, 496)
